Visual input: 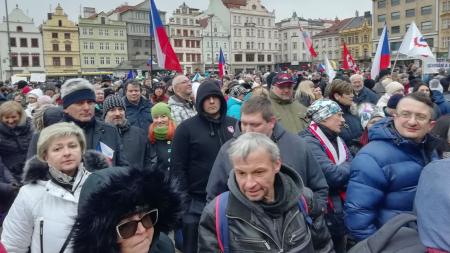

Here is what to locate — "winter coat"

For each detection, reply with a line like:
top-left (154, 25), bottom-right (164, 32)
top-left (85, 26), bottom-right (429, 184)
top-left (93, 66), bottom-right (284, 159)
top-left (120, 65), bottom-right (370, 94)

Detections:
top-left (269, 90), bottom-right (308, 134)
top-left (171, 81), bottom-right (236, 211)
top-left (344, 118), bottom-right (439, 241)
top-left (0, 118), bottom-right (33, 216)
top-left (27, 115), bottom-right (128, 167)
top-left (124, 96), bottom-right (153, 132)
top-left (152, 139), bottom-right (172, 173)
top-left (340, 105), bottom-right (364, 149)
top-left (206, 122), bottom-right (329, 213)
top-left (72, 166), bottom-right (183, 253)
top-left (168, 95), bottom-right (197, 126)
top-left (226, 96), bottom-right (243, 120)
top-left (116, 121), bottom-right (155, 169)
top-left (432, 90), bottom-right (450, 115)
top-left (198, 165), bottom-right (315, 253)
top-left (353, 87), bottom-right (379, 105)
top-left (0, 151), bottom-right (108, 253)
top-left (415, 158), bottom-right (450, 252)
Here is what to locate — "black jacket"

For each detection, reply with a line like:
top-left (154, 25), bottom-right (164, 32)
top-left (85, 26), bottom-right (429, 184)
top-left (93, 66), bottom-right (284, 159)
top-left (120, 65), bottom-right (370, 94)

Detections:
top-left (116, 121), bottom-right (155, 169)
top-left (171, 81), bottom-right (237, 204)
top-left (353, 87), bottom-right (379, 105)
top-left (206, 122), bottom-right (329, 213)
top-left (27, 114), bottom-right (128, 167)
top-left (152, 139), bottom-right (172, 173)
top-left (72, 166), bottom-right (183, 253)
top-left (124, 96), bottom-right (153, 132)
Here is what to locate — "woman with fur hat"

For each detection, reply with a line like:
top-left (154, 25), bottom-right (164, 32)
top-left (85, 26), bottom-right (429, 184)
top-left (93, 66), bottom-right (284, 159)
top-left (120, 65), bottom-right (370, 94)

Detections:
top-left (376, 81), bottom-right (404, 108)
top-left (1, 122), bottom-right (108, 253)
top-left (0, 101), bottom-right (33, 224)
top-left (71, 166), bottom-right (183, 253)
top-left (148, 102), bottom-right (176, 173)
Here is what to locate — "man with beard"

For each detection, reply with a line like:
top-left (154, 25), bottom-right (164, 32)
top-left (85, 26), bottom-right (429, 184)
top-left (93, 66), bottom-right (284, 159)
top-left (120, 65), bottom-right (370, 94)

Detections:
top-left (103, 95), bottom-right (155, 169)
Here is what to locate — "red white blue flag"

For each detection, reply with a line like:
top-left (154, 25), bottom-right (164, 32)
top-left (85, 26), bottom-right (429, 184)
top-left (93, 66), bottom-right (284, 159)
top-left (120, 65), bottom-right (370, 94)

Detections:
top-left (300, 25), bottom-right (317, 58)
top-left (218, 47), bottom-right (225, 78)
top-left (150, 0), bottom-right (182, 72)
top-left (371, 24), bottom-right (390, 79)
top-left (342, 43), bottom-right (359, 72)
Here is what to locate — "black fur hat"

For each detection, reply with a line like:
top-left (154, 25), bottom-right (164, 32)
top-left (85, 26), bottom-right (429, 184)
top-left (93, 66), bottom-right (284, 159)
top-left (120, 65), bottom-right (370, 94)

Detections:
top-left (72, 167), bottom-right (184, 253)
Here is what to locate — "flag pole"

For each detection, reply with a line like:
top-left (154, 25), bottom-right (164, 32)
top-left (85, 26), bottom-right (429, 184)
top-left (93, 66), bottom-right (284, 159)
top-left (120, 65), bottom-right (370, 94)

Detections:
top-left (391, 49), bottom-right (400, 75)
top-left (149, 1), bottom-right (153, 86)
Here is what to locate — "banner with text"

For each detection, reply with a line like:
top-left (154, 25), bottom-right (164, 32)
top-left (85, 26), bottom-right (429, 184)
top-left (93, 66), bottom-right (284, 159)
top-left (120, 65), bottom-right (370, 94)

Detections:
top-left (423, 58), bottom-right (450, 74)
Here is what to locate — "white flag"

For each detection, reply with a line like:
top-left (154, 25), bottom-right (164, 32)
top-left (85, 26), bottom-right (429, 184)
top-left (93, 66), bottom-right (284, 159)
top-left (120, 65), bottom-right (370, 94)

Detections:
top-left (324, 56), bottom-right (336, 83)
top-left (398, 21), bottom-right (434, 58)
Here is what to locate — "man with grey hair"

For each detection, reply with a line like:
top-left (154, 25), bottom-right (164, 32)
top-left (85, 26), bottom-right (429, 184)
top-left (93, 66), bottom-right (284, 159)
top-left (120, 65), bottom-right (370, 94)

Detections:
top-left (27, 78), bottom-right (128, 166)
top-left (168, 74), bottom-right (196, 125)
top-left (198, 132), bottom-right (318, 252)
top-left (350, 74), bottom-right (379, 105)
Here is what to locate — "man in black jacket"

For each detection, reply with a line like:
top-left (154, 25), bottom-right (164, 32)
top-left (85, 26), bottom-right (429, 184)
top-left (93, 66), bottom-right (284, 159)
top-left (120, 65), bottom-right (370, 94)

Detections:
top-left (103, 95), bottom-right (155, 169)
top-left (27, 78), bottom-right (128, 166)
top-left (171, 80), bottom-right (237, 253)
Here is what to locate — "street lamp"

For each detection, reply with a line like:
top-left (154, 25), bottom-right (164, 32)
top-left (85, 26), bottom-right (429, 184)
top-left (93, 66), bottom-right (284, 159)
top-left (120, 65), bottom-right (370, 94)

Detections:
top-left (208, 14), bottom-right (214, 73)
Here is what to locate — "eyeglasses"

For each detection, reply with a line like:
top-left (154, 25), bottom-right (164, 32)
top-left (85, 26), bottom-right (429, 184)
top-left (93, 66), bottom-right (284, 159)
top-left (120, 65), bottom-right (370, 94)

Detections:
top-left (395, 111), bottom-right (430, 123)
top-left (116, 209), bottom-right (158, 240)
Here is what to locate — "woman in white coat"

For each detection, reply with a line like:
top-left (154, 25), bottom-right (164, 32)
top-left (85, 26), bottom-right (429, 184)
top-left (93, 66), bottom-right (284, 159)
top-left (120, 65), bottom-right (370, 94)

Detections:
top-left (1, 122), bottom-right (107, 253)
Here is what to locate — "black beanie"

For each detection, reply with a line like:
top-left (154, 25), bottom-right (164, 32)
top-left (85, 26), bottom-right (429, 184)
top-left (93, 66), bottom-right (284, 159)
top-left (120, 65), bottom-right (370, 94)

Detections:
top-left (102, 95), bottom-right (126, 118)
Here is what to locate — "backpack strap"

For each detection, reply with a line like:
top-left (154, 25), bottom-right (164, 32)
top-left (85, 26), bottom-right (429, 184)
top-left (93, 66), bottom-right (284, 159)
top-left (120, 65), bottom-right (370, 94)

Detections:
top-left (366, 213), bottom-right (417, 253)
top-left (215, 191), bottom-right (230, 253)
top-left (298, 195), bottom-right (313, 225)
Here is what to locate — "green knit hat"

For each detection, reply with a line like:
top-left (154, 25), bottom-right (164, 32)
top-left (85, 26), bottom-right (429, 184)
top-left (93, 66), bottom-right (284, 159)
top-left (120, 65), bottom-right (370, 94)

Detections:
top-left (151, 102), bottom-right (172, 119)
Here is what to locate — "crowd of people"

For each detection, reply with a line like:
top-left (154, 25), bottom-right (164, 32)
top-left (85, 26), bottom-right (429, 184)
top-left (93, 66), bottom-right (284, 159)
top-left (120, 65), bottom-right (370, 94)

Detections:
top-left (0, 64), bottom-right (449, 253)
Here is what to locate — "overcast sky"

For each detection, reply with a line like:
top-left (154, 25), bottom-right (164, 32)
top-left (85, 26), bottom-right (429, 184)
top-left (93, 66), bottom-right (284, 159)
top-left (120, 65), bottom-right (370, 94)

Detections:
top-left (1, 0), bottom-right (372, 25)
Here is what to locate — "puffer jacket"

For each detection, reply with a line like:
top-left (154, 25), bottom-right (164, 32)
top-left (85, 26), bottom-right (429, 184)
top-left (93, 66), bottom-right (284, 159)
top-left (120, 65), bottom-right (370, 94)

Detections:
top-left (344, 117), bottom-right (439, 241)
top-left (198, 165), bottom-right (315, 253)
top-left (124, 96), bottom-right (153, 131)
top-left (432, 90), bottom-right (450, 115)
top-left (269, 91), bottom-right (308, 134)
top-left (226, 96), bottom-right (242, 120)
top-left (1, 151), bottom-right (108, 253)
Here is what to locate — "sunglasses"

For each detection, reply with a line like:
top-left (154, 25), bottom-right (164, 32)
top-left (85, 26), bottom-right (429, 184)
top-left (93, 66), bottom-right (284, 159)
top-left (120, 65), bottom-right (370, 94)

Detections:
top-left (116, 209), bottom-right (159, 240)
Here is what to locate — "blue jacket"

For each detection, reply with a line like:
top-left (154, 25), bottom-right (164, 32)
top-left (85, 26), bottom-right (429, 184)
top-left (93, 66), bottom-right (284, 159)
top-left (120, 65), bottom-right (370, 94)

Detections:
top-left (432, 90), bottom-right (450, 115)
top-left (344, 118), bottom-right (439, 241)
top-left (124, 97), bottom-right (153, 132)
top-left (353, 86), bottom-right (379, 105)
top-left (226, 96), bottom-right (242, 120)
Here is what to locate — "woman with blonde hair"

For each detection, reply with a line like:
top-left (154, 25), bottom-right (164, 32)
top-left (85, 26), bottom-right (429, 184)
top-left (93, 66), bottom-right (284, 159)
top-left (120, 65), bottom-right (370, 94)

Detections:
top-left (295, 80), bottom-right (322, 107)
top-left (1, 122), bottom-right (107, 253)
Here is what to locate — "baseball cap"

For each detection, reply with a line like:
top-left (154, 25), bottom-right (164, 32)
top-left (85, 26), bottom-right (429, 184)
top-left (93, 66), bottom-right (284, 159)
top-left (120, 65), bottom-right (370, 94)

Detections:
top-left (272, 73), bottom-right (294, 87)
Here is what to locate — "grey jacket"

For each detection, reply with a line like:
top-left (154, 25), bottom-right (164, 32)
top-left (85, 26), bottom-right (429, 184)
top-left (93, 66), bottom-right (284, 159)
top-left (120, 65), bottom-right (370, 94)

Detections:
top-left (198, 165), bottom-right (315, 253)
top-left (168, 95), bottom-right (197, 126)
top-left (206, 122), bottom-right (328, 212)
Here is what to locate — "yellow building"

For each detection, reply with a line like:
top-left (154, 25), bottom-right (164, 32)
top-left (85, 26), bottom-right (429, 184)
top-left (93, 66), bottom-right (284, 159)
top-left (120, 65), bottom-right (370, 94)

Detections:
top-left (42, 4), bottom-right (80, 77)
top-left (340, 11), bottom-right (372, 67)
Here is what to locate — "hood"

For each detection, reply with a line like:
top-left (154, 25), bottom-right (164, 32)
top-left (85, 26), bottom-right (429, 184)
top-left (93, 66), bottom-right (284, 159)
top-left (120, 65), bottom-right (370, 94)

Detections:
top-left (432, 90), bottom-right (447, 104)
top-left (22, 150), bottom-right (110, 184)
top-left (195, 80), bottom-right (227, 120)
top-left (0, 117), bottom-right (32, 136)
top-left (369, 117), bottom-right (408, 143)
top-left (227, 163), bottom-right (304, 215)
top-left (72, 166), bottom-right (184, 253)
top-left (416, 159), bottom-right (450, 252)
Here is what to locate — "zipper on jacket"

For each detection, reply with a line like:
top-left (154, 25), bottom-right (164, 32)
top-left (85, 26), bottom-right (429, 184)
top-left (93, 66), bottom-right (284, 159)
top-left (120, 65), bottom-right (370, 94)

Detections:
top-left (281, 209), bottom-right (299, 250)
top-left (39, 218), bottom-right (44, 253)
top-left (234, 238), bottom-right (271, 250)
top-left (227, 215), bottom-right (280, 250)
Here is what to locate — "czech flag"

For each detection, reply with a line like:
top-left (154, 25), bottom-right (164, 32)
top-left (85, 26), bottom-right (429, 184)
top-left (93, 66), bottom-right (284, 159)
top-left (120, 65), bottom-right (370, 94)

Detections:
top-left (300, 25), bottom-right (317, 58)
top-left (371, 24), bottom-right (390, 80)
top-left (218, 47), bottom-right (225, 78)
top-left (150, 0), bottom-right (182, 72)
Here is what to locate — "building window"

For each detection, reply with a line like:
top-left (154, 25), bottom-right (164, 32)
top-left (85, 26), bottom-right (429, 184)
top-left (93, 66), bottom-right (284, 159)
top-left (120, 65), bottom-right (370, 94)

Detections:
top-left (100, 43), bottom-right (104, 50)
top-left (258, 54), bottom-right (264, 62)
top-left (421, 21), bottom-right (432, 31)
top-left (31, 38), bottom-right (38, 47)
top-left (84, 56), bottom-right (89, 65)
top-left (444, 1), bottom-right (450, 12)
top-left (391, 0), bottom-right (400, 6)
top-left (52, 57), bottom-right (60, 66)
top-left (405, 9), bottom-right (415, 17)
top-left (293, 42), bottom-right (297, 49)
top-left (235, 54), bottom-right (242, 62)
top-left (21, 56), bottom-right (29, 67)
top-left (101, 17), bottom-right (106, 25)
top-left (90, 42), bottom-right (94, 49)
top-left (11, 56), bottom-right (18, 66)
top-left (100, 57), bottom-right (105, 65)
top-left (65, 57), bottom-right (73, 66)
top-left (106, 57), bottom-right (110, 64)
top-left (116, 57), bottom-right (120, 64)
top-left (246, 53), bottom-right (255, 62)
top-left (120, 30), bottom-right (124, 36)
top-left (176, 53), bottom-right (183, 61)
top-left (16, 26), bottom-right (23, 32)
top-left (32, 56), bottom-right (40, 66)
top-left (58, 20), bottom-right (62, 27)
top-left (120, 43), bottom-right (125, 50)
top-left (65, 44), bottom-right (71, 51)
top-left (82, 28), bottom-right (87, 35)
top-left (378, 14), bottom-right (386, 22)
top-left (53, 44), bottom-right (59, 51)
top-left (391, 26), bottom-right (400, 34)
top-left (52, 33), bottom-right (58, 38)
top-left (114, 30), bottom-right (118, 36)
top-left (83, 42), bottom-right (88, 50)
top-left (133, 39), bottom-right (141, 47)
top-left (421, 5), bottom-right (432, 15)
top-left (378, 28), bottom-right (383, 36)
top-left (378, 0), bottom-right (386, 8)
top-left (20, 38), bottom-right (27, 47)
top-left (174, 39), bottom-right (182, 47)
top-left (405, 0), bottom-right (415, 3)
top-left (391, 12), bottom-right (400, 20)
top-left (105, 43), bottom-right (110, 50)
top-left (115, 43), bottom-right (119, 50)
top-left (90, 57), bottom-right (95, 64)
top-left (267, 54), bottom-right (272, 62)
top-left (105, 29), bottom-right (109, 36)
top-left (10, 38), bottom-right (16, 47)
top-left (89, 28), bottom-right (93, 35)
top-left (64, 33), bottom-right (70, 39)
top-left (99, 29), bottom-right (103, 36)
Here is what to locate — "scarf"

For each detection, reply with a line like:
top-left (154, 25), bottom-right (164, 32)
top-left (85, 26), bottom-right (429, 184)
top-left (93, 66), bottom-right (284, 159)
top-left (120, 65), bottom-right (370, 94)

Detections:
top-left (308, 121), bottom-right (348, 165)
top-left (48, 165), bottom-right (76, 191)
top-left (148, 120), bottom-right (176, 144)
